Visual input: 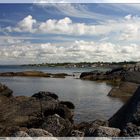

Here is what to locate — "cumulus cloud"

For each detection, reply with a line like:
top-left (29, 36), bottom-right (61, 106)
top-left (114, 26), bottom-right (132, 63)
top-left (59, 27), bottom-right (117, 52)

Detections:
top-left (6, 15), bottom-right (36, 33)
top-left (4, 14), bottom-right (140, 42)
top-left (0, 40), bottom-right (140, 64)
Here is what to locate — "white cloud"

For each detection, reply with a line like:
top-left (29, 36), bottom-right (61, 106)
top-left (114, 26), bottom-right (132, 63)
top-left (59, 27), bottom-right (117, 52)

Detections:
top-left (5, 15), bottom-right (140, 42)
top-left (6, 15), bottom-right (36, 33)
top-left (0, 40), bottom-right (140, 64)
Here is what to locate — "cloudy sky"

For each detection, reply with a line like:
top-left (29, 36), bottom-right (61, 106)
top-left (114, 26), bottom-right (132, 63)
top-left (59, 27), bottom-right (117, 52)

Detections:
top-left (0, 3), bottom-right (140, 64)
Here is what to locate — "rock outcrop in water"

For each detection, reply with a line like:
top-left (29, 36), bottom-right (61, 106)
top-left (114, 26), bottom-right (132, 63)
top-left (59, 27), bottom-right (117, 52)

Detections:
top-left (79, 66), bottom-right (140, 137)
top-left (80, 67), bottom-right (125, 82)
top-left (80, 66), bottom-right (140, 98)
top-left (1, 82), bottom-right (140, 137)
top-left (0, 71), bottom-right (69, 78)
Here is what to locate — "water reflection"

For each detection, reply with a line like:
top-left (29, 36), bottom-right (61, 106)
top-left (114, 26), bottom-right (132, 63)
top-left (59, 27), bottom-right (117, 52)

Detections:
top-left (0, 76), bottom-right (124, 123)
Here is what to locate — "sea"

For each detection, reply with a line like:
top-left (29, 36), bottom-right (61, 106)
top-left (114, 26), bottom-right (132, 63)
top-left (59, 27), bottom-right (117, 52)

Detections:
top-left (0, 65), bottom-right (125, 123)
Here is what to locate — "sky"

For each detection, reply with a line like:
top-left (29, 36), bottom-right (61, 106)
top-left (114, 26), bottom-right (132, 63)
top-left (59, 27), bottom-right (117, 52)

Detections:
top-left (0, 3), bottom-right (140, 64)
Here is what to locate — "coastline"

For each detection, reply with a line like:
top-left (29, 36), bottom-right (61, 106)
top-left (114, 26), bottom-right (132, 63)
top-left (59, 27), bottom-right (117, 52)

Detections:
top-left (0, 65), bottom-right (140, 137)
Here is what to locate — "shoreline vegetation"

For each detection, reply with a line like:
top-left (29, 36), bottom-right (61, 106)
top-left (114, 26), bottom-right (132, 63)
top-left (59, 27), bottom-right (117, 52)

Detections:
top-left (0, 62), bottom-right (140, 137)
top-left (21, 61), bottom-right (138, 69)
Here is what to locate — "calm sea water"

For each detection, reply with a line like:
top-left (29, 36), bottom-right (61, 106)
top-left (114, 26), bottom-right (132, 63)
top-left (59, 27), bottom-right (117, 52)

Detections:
top-left (0, 66), bottom-right (124, 123)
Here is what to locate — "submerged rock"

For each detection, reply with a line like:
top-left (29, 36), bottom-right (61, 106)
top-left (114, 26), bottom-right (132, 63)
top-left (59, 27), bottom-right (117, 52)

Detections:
top-left (52, 73), bottom-right (69, 78)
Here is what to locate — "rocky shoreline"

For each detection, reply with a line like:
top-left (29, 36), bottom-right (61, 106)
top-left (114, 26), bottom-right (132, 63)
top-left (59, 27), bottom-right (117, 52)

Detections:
top-left (0, 81), bottom-right (140, 137)
top-left (80, 66), bottom-right (140, 98)
top-left (0, 66), bottom-right (140, 137)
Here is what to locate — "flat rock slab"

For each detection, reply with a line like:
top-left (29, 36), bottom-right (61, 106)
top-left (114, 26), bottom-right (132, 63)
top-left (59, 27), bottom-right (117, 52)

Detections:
top-left (108, 82), bottom-right (139, 97)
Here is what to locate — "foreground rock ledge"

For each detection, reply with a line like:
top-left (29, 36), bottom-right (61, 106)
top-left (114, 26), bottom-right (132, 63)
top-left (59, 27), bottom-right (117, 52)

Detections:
top-left (0, 84), bottom-right (75, 137)
top-left (1, 83), bottom-right (140, 137)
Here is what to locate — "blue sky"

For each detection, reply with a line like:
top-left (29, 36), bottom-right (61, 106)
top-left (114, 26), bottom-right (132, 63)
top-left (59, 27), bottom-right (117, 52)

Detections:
top-left (0, 3), bottom-right (140, 64)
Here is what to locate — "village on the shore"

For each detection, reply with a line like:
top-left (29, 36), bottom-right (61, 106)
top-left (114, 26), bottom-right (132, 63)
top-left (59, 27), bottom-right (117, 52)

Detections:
top-left (24, 61), bottom-right (140, 69)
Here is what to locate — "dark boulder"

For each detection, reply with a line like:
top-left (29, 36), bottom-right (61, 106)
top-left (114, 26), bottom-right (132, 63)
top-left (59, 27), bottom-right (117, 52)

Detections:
top-left (0, 83), bottom-right (13, 97)
top-left (106, 67), bottom-right (124, 75)
top-left (121, 123), bottom-right (140, 137)
top-left (80, 71), bottom-right (103, 79)
top-left (43, 103), bottom-right (74, 122)
top-left (124, 71), bottom-right (140, 84)
top-left (60, 101), bottom-right (75, 109)
top-left (109, 86), bottom-right (140, 129)
top-left (32, 91), bottom-right (58, 100)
